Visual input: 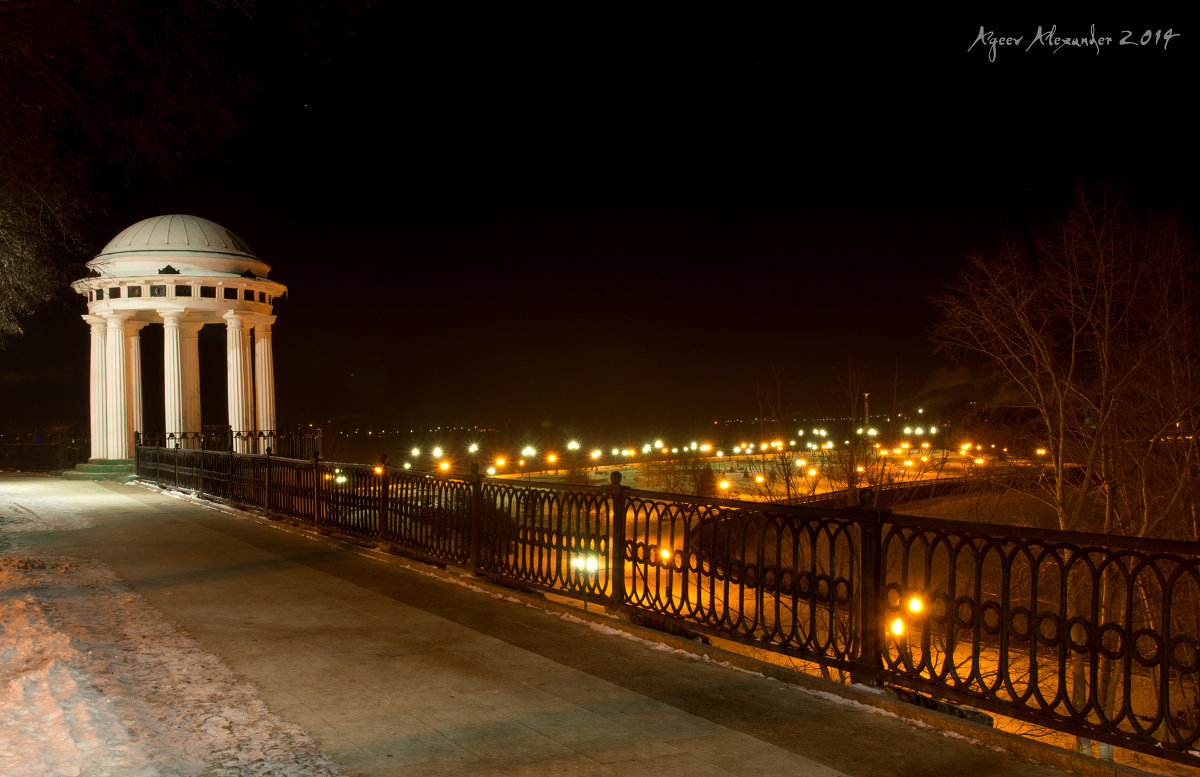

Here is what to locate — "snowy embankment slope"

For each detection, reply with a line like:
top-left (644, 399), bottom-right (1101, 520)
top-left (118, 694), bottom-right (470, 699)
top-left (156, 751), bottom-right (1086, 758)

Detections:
top-left (0, 481), bottom-right (343, 777)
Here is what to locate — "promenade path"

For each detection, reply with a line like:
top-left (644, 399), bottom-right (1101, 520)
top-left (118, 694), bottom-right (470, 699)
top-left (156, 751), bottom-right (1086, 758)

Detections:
top-left (0, 473), bottom-right (1146, 776)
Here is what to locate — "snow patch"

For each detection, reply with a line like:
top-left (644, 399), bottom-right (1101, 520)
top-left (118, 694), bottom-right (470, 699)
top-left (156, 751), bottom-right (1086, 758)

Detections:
top-left (0, 556), bottom-right (343, 777)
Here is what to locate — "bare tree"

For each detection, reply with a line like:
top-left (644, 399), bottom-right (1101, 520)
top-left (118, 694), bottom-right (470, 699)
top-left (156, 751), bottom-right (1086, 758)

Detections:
top-left (930, 184), bottom-right (1200, 758)
top-left (931, 185), bottom-right (1200, 539)
top-left (0, 0), bottom-right (368, 339)
top-left (0, 119), bottom-right (91, 339)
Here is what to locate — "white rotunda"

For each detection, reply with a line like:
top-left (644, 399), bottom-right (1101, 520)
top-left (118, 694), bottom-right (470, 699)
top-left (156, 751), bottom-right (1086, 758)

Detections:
top-left (72, 214), bottom-right (286, 459)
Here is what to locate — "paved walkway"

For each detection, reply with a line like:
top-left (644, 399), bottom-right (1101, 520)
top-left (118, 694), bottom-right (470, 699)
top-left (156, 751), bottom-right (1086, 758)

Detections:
top-left (0, 474), bottom-right (1142, 777)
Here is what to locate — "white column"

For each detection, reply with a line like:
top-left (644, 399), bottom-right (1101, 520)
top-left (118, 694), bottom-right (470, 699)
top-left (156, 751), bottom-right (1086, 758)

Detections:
top-left (243, 326), bottom-right (254, 435)
top-left (253, 316), bottom-right (277, 444)
top-left (224, 311), bottom-right (252, 453)
top-left (104, 312), bottom-right (132, 459)
top-left (84, 315), bottom-right (107, 460)
top-left (180, 322), bottom-right (203, 437)
top-left (161, 312), bottom-right (183, 438)
top-left (126, 321), bottom-right (146, 443)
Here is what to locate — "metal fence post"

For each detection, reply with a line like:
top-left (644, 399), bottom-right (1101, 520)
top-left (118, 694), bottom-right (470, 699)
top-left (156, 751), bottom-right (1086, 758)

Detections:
top-left (265, 448), bottom-right (273, 513)
top-left (312, 452), bottom-right (322, 527)
top-left (849, 503), bottom-right (886, 685)
top-left (469, 464), bottom-right (483, 572)
top-left (607, 471), bottom-right (627, 612)
top-left (226, 446), bottom-right (234, 500)
top-left (377, 464), bottom-right (390, 541)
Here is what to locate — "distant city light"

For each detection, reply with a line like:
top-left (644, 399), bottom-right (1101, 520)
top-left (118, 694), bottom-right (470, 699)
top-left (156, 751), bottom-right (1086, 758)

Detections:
top-left (570, 555), bottom-right (600, 574)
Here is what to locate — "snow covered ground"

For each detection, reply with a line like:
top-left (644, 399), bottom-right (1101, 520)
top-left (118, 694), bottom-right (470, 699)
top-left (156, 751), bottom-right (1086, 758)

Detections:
top-left (0, 481), bottom-right (344, 777)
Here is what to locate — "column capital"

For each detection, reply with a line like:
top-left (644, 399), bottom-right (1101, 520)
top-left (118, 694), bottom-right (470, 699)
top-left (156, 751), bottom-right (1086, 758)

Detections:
top-left (82, 314), bottom-right (106, 331)
top-left (248, 313), bottom-right (277, 332)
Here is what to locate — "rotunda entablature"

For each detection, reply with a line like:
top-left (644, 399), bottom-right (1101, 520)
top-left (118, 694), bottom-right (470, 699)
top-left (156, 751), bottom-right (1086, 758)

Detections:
top-left (74, 275), bottom-right (285, 323)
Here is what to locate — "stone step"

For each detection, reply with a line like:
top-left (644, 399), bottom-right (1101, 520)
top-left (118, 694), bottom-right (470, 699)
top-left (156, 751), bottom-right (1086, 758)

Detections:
top-left (73, 459), bottom-right (135, 474)
top-left (61, 458), bottom-right (136, 483)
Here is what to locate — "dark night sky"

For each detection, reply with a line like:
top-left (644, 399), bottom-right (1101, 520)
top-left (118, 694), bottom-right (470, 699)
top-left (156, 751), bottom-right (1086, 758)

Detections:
top-left (4, 9), bottom-right (1198, 441)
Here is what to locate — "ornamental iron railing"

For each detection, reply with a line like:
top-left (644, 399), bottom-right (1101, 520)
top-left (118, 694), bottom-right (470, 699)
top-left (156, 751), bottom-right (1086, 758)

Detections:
top-left (137, 428), bottom-right (322, 459)
top-left (1, 430), bottom-right (89, 471)
top-left (132, 444), bottom-right (1200, 767)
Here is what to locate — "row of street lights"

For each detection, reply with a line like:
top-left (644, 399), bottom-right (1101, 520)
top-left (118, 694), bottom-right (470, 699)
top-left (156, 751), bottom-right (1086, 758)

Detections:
top-left (396, 425), bottom-right (952, 477)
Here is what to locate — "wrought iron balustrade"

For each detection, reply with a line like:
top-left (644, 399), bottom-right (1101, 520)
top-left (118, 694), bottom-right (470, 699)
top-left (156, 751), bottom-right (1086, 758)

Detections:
top-left (132, 444), bottom-right (1200, 766)
top-left (135, 427), bottom-right (322, 459)
top-left (1, 430), bottom-right (89, 471)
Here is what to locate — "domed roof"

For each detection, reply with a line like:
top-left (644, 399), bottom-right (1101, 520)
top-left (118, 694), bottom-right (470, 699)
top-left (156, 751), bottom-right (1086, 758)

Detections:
top-left (88, 215), bottom-right (272, 279)
top-left (100, 214), bottom-right (257, 258)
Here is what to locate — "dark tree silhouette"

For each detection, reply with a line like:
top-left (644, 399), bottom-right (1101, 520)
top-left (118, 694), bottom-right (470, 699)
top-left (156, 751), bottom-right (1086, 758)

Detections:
top-left (0, 0), bottom-right (368, 339)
